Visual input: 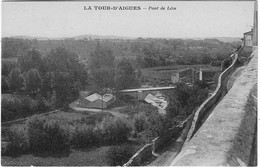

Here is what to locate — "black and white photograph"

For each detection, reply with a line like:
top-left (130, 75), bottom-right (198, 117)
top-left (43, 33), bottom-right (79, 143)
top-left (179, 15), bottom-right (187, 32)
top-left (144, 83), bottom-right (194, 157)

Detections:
top-left (1, 0), bottom-right (257, 166)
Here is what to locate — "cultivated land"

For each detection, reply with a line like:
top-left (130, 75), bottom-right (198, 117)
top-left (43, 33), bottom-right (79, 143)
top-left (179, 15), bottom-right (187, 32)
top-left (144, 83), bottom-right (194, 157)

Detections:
top-left (2, 142), bottom-right (142, 166)
top-left (1, 110), bottom-right (142, 166)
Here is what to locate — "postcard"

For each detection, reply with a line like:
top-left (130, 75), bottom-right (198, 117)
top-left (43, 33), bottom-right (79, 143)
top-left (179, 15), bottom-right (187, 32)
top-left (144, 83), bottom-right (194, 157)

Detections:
top-left (1, 1), bottom-right (257, 166)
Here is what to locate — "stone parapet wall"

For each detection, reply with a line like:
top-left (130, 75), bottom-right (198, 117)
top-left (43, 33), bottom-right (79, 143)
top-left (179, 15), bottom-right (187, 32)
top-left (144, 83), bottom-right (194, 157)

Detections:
top-left (171, 48), bottom-right (257, 166)
top-left (123, 112), bottom-right (195, 166)
top-left (123, 143), bottom-right (153, 166)
top-left (184, 52), bottom-right (238, 142)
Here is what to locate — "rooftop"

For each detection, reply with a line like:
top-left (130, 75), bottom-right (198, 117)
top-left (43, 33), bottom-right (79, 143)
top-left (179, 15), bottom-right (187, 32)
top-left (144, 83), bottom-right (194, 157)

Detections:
top-left (85, 93), bottom-right (114, 102)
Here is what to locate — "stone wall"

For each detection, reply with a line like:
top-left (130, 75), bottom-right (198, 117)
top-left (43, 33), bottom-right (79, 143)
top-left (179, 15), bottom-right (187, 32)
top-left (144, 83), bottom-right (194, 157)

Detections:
top-left (123, 112), bottom-right (195, 166)
top-left (123, 51), bottom-right (242, 167)
top-left (123, 143), bottom-right (153, 166)
top-left (171, 49), bottom-right (257, 166)
top-left (185, 52), bottom-right (238, 141)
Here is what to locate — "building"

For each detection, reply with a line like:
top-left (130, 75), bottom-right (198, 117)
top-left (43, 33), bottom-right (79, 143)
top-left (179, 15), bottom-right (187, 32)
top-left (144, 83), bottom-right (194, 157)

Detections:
top-left (171, 68), bottom-right (202, 84)
top-left (78, 93), bottom-right (115, 109)
top-left (253, 0), bottom-right (258, 46)
top-left (243, 30), bottom-right (254, 47)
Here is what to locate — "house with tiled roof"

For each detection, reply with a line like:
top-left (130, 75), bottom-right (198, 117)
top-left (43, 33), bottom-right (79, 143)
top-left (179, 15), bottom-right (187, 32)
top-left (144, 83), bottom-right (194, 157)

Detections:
top-left (78, 93), bottom-right (115, 109)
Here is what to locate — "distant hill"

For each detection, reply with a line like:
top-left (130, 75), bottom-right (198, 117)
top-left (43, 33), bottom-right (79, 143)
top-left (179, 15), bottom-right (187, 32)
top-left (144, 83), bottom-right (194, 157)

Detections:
top-left (10, 35), bottom-right (49, 40)
top-left (6, 35), bottom-right (242, 43)
top-left (7, 34), bottom-right (135, 41)
top-left (183, 37), bottom-right (241, 43)
top-left (207, 37), bottom-right (242, 43)
top-left (72, 34), bottom-right (134, 40)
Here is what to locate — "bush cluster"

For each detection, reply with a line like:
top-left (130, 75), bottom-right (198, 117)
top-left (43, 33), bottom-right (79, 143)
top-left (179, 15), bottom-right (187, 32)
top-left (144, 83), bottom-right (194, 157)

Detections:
top-left (27, 116), bottom-right (70, 153)
top-left (70, 124), bottom-right (96, 148)
top-left (132, 111), bottom-right (176, 142)
top-left (106, 144), bottom-right (136, 166)
top-left (3, 127), bottom-right (29, 156)
top-left (2, 96), bottom-right (51, 122)
top-left (70, 116), bottom-right (132, 148)
top-left (3, 115), bottom-right (132, 156)
top-left (99, 116), bottom-right (132, 144)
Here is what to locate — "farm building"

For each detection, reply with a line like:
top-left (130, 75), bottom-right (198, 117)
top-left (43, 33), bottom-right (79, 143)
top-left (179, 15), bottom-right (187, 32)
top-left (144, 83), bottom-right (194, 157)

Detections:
top-left (242, 29), bottom-right (254, 47)
top-left (171, 68), bottom-right (202, 84)
top-left (78, 93), bottom-right (115, 109)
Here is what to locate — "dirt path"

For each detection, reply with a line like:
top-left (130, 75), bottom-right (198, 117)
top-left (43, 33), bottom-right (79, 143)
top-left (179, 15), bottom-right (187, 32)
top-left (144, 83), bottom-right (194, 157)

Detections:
top-left (69, 100), bottom-right (129, 118)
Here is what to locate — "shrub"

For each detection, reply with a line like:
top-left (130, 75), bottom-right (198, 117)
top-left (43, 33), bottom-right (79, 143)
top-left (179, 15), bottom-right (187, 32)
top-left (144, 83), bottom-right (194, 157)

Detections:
top-left (99, 116), bottom-right (132, 144)
top-left (70, 124), bottom-right (96, 148)
top-left (3, 127), bottom-right (29, 156)
top-left (1, 96), bottom-right (52, 122)
top-left (133, 112), bottom-right (148, 133)
top-left (27, 116), bottom-right (70, 153)
top-left (141, 112), bottom-right (165, 142)
top-left (107, 144), bottom-right (136, 166)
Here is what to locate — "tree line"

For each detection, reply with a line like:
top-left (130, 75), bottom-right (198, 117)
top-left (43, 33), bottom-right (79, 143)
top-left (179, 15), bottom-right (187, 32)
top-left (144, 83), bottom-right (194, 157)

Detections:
top-left (2, 47), bottom-right (88, 108)
top-left (2, 37), bottom-right (240, 69)
top-left (2, 45), bottom-right (140, 107)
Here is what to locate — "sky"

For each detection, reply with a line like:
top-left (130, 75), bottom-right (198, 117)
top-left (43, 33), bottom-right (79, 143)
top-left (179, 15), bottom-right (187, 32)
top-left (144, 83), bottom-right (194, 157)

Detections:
top-left (2, 1), bottom-right (255, 38)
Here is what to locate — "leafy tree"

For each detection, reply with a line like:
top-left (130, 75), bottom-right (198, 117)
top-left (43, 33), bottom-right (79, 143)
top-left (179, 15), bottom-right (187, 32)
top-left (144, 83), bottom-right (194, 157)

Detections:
top-left (45, 47), bottom-right (79, 73)
top-left (133, 112), bottom-right (147, 133)
top-left (90, 67), bottom-right (115, 91)
top-left (107, 145), bottom-right (136, 166)
top-left (51, 71), bottom-right (79, 107)
top-left (42, 47), bottom-right (87, 106)
top-left (2, 76), bottom-right (9, 93)
top-left (41, 72), bottom-right (54, 98)
top-left (88, 45), bottom-right (115, 91)
top-left (2, 63), bottom-right (17, 77)
top-left (18, 49), bottom-right (44, 73)
top-left (115, 59), bottom-right (137, 90)
top-left (25, 68), bottom-right (42, 94)
top-left (136, 68), bottom-right (142, 86)
top-left (164, 90), bottom-right (181, 117)
top-left (8, 68), bottom-right (24, 92)
top-left (194, 80), bottom-right (208, 89)
top-left (88, 44), bottom-right (115, 69)
top-left (175, 83), bottom-right (192, 108)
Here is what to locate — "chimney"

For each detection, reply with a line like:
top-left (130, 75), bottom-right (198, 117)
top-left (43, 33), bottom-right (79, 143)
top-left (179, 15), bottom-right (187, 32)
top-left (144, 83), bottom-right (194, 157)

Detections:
top-left (199, 68), bottom-right (203, 81)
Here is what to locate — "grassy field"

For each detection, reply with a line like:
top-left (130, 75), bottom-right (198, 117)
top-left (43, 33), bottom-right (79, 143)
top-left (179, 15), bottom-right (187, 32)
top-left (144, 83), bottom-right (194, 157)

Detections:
top-left (2, 147), bottom-right (111, 166)
top-left (2, 111), bottom-right (112, 130)
top-left (141, 64), bottom-right (221, 84)
top-left (2, 141), bottom-right (142, 166)
top-left (2, 110), bottom-right (142, 166)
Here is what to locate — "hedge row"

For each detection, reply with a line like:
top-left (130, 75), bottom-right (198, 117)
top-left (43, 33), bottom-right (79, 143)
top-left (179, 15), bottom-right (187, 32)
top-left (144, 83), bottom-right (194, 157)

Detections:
top-left (3, 115), bottom-right (132, 156)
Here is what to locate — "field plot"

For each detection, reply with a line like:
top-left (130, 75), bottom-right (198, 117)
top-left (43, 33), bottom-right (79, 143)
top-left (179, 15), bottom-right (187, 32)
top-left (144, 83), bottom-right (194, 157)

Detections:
top-left (2, 142), bottom-right (142, 166)
top-left (142, 64), bottom-right (221, 79)
top-left (1, 110), bottom-right (143, 166)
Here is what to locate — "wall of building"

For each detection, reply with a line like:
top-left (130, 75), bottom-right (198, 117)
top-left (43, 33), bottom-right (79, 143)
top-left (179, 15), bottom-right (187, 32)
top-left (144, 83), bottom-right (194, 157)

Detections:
top-left (78, 99), bottom-right (108, 108)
